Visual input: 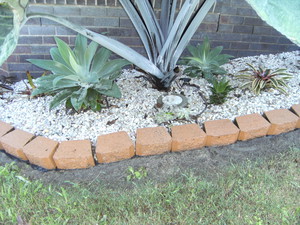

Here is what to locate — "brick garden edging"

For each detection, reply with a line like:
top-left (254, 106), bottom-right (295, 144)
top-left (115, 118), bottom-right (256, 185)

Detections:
top-left (0, 104), bottom-right (299, 170)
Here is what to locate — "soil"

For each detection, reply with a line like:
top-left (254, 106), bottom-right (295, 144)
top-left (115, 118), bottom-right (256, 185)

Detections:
top-left (0, 129), bottom-right (299, 188)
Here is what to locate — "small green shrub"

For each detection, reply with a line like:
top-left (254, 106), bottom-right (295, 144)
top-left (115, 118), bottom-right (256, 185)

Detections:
top-left (209, 77), bottom-right (233, 105)
top-left (28, 34), bottom-right (129, 112)
top-left (237, 63), bottom-right (293, 95)
top-left (181, 37), bottom-right (233, 82)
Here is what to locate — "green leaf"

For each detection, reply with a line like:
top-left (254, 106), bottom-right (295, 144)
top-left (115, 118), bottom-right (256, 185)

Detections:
top-left (50, 89), bottom-right (74, 110)
top-left (90, 47), bottom-right (111, 73)
top-left (54, 37), bottom-right (78, 70)
top-left (73, 34), bottom-right (87, 65)
top-left (95, 82), bottom-right (121, 98)
top-left (70, 87), bottom-right (88, 111)
top-left (84, 40), bottom-right (99, 70)
top-left (96, 59), bottom-right (129, 78)
top-left (0, 1), bottom-right (29, 66)
top-left (27, 59), bottom-right (75, 75)
top-left (50, 48), bottom-right (66, 65)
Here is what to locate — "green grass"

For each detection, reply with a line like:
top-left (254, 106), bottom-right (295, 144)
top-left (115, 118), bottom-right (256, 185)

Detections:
top-left (1, 148), bottom-right (300, 225)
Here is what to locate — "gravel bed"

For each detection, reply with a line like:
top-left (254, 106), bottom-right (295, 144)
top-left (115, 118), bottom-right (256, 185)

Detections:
top-left (0, 51), bottom-right (299, 146)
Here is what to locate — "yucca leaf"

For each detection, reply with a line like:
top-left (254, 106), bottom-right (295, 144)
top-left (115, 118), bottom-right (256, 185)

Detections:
top-left (135, 0), bottom-right (164, 51)
top-left (171, 0), bottom-right (217, 69)
top-left (158, 0), bottom-right (201, 70)
top-left (50, 89), bottom-right (74, 110)
top-left (160, 0), bottom-right (177, 38)
top-left (118, 0), bottom-right (156, 63)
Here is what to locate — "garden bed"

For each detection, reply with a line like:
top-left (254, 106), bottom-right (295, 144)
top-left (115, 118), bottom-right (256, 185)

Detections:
top-left (0, 51), bottom-right (299, 146)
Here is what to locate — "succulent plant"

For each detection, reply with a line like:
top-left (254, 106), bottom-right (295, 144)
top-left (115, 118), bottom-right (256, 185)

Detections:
top-left (181, 37), bottom-right (233, 83)
top-left (209, 77), bottom-right (233, 105)
top-left (28, 34), bottom-right (129, 112)
top-left (237, 63), bottom-right (293, 95)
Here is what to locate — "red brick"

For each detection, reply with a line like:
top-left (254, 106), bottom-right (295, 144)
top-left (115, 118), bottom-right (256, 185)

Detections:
top-left (23, 136), bottom-right (59, 170)
top-left (96, 131), bottom-right (134, 163)
top-left (291, 104), bottom-right (300, 128)
top-left (0, 121), bottom-right (14, 149)
top-left (0, 129), bottom-right (34, 160)
top-left (235, 113), bottom-right (271, 141)
top-left (264, 109), bottom-right (298, 135)
top-left (204, 119), bottom-right (240, 146)
top-left (53, 140), bottom-right (95, 169)
top-left (171, 123), bottom-right (207, 152)
top-left (136, 126), bottom-right (171, 156)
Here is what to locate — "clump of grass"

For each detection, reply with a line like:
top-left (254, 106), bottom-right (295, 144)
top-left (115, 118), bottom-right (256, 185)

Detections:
top-left (1, 148), bottom-right (300, 224)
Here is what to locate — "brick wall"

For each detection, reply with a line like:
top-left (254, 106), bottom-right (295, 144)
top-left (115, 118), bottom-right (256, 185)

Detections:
top-left (3, 0), bottom-right (299, 80)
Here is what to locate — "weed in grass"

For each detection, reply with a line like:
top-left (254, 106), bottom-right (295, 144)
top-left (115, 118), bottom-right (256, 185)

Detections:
top-left (126, 166), bottom-right (148, 181)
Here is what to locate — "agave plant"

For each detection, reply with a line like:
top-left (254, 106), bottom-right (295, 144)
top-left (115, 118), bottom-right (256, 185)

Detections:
top-left (28, 34), bottom-right (129, 112)
top-left (181, 38), bottom-right (233, 83)
top-left (237, 63), bottom-right (293, 95)
top-left (0, 0), bottom-right (217, 90)
top-left (209, 77), bottom-right (233, 105)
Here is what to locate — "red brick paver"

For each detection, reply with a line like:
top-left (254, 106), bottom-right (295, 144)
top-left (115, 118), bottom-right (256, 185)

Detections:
top-left (235, 113), bottom-right (271, 141)
top-left (96, 131), bottom-right (134, 163)
top-left (264, 109), bottom-right (298, 135)
top-left (23, 136), bottom-right (59, 170)
top-left (291, 104), bottom-right (300, 128)
top-left (136, 126), bottom-right (172, 156)
top-left (0, 121), bottom-right (14, 150)
top-left (0, 129), bottom-right (34, 160)
top-left (204, 119), bottom-right (240, 146)
top-left (171, 123), bottom-right (207, 151)
top-left (53, 140), bottom-right (95, 169)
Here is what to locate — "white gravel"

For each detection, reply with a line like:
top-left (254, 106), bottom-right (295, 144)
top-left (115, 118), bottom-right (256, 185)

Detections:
top-left (0, 51), bottom-right (299, 146)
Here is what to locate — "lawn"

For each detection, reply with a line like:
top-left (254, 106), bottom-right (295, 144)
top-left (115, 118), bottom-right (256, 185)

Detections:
top-left (1, 147), bottom-right (300, 225)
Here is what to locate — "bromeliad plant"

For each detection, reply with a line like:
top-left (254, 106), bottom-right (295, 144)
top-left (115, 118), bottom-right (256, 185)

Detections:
top-left (28, 34), bottom-right (129, 111)
top-left (181, 38), bottom-right (233, 83)
top-left (0, 0), bottom-right (218, 90)
top-left (237, 63), bottom-right (293, 95)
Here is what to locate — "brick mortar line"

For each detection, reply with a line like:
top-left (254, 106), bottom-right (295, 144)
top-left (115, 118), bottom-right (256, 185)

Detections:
top-left (0, 104), bottom-right (299, 170)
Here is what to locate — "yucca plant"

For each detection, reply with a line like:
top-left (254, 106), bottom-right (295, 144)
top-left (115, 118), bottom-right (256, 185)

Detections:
top-left (237, 63), bottom-right (293, 95)
top-left (181, 38), bottom-right (233, 83)
top-left (28, 34), bottom-right (129, 112)
top-left (209, 77), bottom-right (233, 105)
top-left (0, 0), bottom-right (217, 90)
